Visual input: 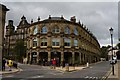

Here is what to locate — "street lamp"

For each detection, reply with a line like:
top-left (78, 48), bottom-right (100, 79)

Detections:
top-left (109, 27), bottom-right (114, 75)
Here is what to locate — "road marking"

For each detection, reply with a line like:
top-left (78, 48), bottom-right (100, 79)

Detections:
top-left (19, 79), bottom-right (26, 80)
top-left (84, 76), bottom-right (89, 78)
top-left (30, 75), bottom-right (44, 78)
top-left (84, 76), bottom-right (102, 79)
top-left (49, 72), bottom-right (63, 75)
top-left (5, 75), bottom-right (14, 77)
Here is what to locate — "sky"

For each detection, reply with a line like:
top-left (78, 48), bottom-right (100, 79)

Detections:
top-left (1, 0), bottom-right (119, 47)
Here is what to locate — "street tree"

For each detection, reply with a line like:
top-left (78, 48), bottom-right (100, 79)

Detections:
top-left (100, 45), bottom-right (111, 60)
top-left (13, 39), bottom-right (27, 62)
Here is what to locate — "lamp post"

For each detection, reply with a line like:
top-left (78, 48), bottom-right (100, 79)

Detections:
top-left (109, 27), bottom-right (114, 75)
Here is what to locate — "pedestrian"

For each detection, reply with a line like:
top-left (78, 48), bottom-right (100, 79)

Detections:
top-left (38, 59), bottom-right (41, 65)
top-left (56, 58), bottom-right (59, 67)
top-left (43, 59), bottom-right (45, 66)
top-left (2, 58), bottom-right (6, 71)
top-left (7, 59), bottom-right (13, 71)
top-left (50, 59), bottom-right (53, 68)
top-left (52, 58), bottom-right (56, 69)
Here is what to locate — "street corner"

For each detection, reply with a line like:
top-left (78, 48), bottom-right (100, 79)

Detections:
top-left (0, 67), bottom-right (22, 75)
top-left (53, 66), bottom-right (86, 73)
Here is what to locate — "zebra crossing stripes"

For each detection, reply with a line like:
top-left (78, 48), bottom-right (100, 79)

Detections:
top-left (84, 76), bottom-right (104, 80)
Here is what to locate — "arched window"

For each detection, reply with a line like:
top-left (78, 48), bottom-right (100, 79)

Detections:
top-left (64, 26), bottom-right (70, 34)
top-left (33, 38), bottom-right (37, 47)
top-left (33, 26), bottom-right (38, 35)
top-left (74, 27), bottom-right (78, 35)
top-left (52, 26), bottom-right (60, 33)
top-left (41, 26), bottom-right (47, 34)
top-left (64, 38), bottom-right (71, 46)
top-left (74, 39), bottom-right (78, 46)
top-left (41, 38), bottom-right (47, 46)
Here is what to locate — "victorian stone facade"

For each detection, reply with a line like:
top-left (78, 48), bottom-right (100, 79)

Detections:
top-left (26, 16), bottom-right (101, 66)
top-left (5, 16), bottom-right (30, 57)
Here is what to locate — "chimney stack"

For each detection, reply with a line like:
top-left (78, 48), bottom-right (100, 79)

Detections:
top-left (8, 20), bottom-right (13, 26)
top-left (70, 16), bottom-right (76, 23)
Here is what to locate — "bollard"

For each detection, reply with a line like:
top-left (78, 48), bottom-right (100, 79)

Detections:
top-left (65, 63), bottom-right (69, 72)
top-left (87, 62), bottom-right (89, 67)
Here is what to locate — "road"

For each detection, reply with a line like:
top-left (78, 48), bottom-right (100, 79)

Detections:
top-left (2, 61), bottom-right (111, 80)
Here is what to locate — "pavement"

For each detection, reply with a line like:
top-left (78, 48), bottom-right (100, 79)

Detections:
top-left (46, 66), bottom-right (86, 72)
top-left (0, 64), bottom-right (21, 75)
top-left (107, 60), bottom-right (120, 80)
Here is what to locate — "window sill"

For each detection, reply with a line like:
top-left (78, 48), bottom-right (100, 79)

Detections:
top-left (32, 47), bottom-right (37, 49)
top-left (52, 46), bottom-right (60, 48)
top-left (64, 46), bottom-right (71, 48)
top-left (40, 46), bottom-right (47, 48)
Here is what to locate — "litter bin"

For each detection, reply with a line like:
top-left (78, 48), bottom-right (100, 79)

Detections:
top-left (65, 63), bottom-right (69, 72)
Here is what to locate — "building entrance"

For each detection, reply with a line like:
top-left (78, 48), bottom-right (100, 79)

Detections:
top-left (64, 52), bottom-right (72, 66)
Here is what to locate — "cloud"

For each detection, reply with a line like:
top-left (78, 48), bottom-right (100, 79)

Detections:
top-left (3, 2), bottom-right (118, 47)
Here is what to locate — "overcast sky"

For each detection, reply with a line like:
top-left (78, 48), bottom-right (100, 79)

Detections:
top-left (1, 1), bottom-right (119, 47)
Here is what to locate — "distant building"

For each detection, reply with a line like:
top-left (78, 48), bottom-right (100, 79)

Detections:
top-left (108, 46), bottom-right (120, 60)
top-left (5, 16), bottom-right (30, 57)
top-left (0, 4), bottom-right (9, 58)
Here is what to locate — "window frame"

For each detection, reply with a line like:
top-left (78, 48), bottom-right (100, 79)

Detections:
top-left (52, 38), bottom-right (60, 46)
top-left (41, 26), bottom-right (48, 34)
top-left (64, 26), bottom-right (70, 34)
top-left (33, 26), bottom-right (38, 35)
top-left (74, 27), bottom-right (78, 35)
top-left (41, 38), bottom-right (47, 46)
top-left (74, 39), bottom-right (78, 47)
top-left (64, 38), bottom-right (71, 46)
top-left (52, 26), bottom-right (60, 33)
top-left (33, 38), bottom-right (37, 47)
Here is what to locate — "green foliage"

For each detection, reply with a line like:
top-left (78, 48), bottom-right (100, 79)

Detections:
top-left (13, 39), bottom-right (27, 62)
top-left (100, 45), bottom-right (111, 60)
top-left (117, 43), bottom-right (120, 49)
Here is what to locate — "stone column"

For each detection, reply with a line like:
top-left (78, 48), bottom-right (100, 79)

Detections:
top-left (29, 53), bottom-right (32, 64)
top-left (61, 51), bottom-right (64, 66)
top-left (37, 52), bottom-right (39, 64)
top-left (48, 51), bottom-right (51, 65)
top-left (30, 39), bottom-right (33, 48)
top-left (38, 37), bottom-right (40, 47)
top-left (72, 52), bottom-right (75, 65)
top-left (79, 53), bottom-right (82, 64)
top-left (26, 52), bottom-right (29, 64)
top-left (71, 38), bottom-right (74, 47)
top-left (82, 53), bottom-right (85, 64)
top-left (48, 37), bottom-right (51, 47)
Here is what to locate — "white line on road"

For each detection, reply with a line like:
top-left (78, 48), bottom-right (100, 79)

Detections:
top-left (5, 75), bottom-right (14, 78)
top-left (29, 75), bottom-right (44, 78)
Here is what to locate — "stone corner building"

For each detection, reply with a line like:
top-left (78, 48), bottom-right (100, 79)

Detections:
top-left (26, 15), bottom-right (101, 66)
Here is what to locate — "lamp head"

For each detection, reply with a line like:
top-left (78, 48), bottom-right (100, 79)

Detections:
top-left (109, 27), bottom-right (113, 35)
